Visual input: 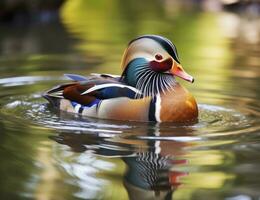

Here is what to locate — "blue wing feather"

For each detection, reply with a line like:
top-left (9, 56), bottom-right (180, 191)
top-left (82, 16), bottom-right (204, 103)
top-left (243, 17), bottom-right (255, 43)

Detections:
top-left (99, 87), bottom-right (137, 99)
top-left (64, 74), bottom-right (88, 81)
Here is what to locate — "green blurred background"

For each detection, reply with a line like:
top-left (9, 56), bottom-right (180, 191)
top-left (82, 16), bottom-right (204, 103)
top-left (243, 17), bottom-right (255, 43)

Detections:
top-left (0, 0), bottom-right (260, 200)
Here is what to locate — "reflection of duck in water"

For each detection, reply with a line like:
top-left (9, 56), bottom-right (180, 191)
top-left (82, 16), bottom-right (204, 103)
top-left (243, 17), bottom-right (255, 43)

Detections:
top-left (44, 35), bottom-right (198, 122)
top-left (51, 122), bottom-right (192, 200)
top-left (123, 150), bottom-right (188, 200)
top-left (122, 126), bottom-right (190, 200)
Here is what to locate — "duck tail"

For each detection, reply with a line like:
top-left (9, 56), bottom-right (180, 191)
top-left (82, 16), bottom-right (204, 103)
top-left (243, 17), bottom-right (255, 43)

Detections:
top-left (42, 83), bottom-right (76, 108)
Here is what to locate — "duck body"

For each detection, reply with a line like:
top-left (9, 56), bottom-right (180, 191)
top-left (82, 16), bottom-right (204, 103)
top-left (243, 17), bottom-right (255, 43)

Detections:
top-left (43, 35), bottom-right (198, 122)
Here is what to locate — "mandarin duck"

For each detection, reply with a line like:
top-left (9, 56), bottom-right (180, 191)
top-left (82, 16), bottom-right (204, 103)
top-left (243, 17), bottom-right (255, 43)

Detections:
top-left (43, 35), bottom-right (198, 122)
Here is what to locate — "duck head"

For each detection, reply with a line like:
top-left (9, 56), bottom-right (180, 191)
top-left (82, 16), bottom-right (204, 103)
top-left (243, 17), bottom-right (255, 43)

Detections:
top-left (121, 35), bottom-right (194, 97)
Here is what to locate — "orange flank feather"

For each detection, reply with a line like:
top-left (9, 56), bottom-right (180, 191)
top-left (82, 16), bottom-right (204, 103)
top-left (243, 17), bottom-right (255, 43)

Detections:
top-left (160, 84), bottom-right (198, 122)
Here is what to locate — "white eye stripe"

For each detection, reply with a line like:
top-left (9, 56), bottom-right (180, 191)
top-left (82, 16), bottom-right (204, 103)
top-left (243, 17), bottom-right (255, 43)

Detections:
top-left (129, 35), bottom-right (180, 63)
top-left (156, 35), bottom-right (180, 62)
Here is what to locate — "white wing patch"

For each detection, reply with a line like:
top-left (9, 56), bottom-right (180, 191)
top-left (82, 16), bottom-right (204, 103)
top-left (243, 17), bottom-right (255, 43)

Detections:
top-left (81, 83), bottom-right (142, 95)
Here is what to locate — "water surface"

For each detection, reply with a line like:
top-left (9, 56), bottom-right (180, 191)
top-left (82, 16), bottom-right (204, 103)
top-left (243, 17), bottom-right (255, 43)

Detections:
top-left (0, 1), bottom-right (260, 199)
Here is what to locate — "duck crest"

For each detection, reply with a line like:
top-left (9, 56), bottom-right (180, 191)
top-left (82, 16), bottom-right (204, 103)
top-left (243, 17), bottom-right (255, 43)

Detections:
top-left (128, 35), bottom-right (181, 64)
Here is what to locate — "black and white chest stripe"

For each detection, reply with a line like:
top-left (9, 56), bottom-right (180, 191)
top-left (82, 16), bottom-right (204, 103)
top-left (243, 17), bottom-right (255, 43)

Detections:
top-left (149, 94), bottom-right (161, 122)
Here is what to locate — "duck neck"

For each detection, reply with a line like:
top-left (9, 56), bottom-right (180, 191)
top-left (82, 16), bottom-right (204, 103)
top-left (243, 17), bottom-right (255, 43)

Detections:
top-left (122, 58), bottom-right (177, 98)
top-left (122, 58), bottom-right (148, 87)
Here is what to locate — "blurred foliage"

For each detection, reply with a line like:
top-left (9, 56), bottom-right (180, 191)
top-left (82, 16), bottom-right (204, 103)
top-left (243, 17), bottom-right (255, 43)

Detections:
top-left (0, 0), bottom-right (260, 200)
top-left (61, 0), bottom-right (232, 99)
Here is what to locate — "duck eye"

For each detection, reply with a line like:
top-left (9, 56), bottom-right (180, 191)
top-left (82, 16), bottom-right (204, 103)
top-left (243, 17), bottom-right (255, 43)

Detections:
top-left (155, 54), bottom-right (163, 60)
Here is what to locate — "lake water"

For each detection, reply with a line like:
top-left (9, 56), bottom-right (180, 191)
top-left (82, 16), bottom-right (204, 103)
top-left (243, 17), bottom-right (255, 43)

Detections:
top-left (0, 1), bottom-right (260, 200)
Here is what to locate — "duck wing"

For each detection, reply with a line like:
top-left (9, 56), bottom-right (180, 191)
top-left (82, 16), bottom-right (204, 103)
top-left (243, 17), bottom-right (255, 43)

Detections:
top-left (43, 73), bottom-right (141, 108)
